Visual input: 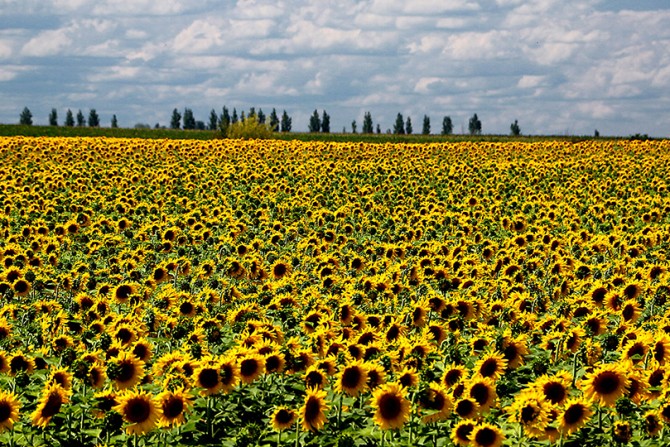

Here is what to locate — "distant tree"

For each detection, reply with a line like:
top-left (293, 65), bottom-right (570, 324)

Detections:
top-left (88, 109), bottom-right (100, 127)
top-left (422, 115), bottom-right (430, 135)
top-left (510, 119), bottom-right (521, 136)
top-left (49, 108), bottom-right (58, 126)
top-left (196, 120), bottom-right (205, 130)
top-left (111, 114), bottom-right (118, 128)
top-left (280, 110), bottom-right (292, 132)
top-left (65, 109), bottom-right (74, 127)
top-left (376, 124), bottom-right (381, 134)
top-left (231, 108), bottom-right (238, 124)
top-left (362, 111), bottom-right (373, 134)
top-left (76, 109), bottom-right (85, 127)
top-left (240, 111), bottom-right (245, 122)
top-left (441, 116), bottom-right (453, 135)
top-left (308, 110), bottom-right (321, 133)
top-left (594, 129), bottom-right (600, 138)
top-left (19, 107), bottom-right (33, 125)
top-left (393, 113), bottom-right (405, 135)
top-left (220, 107), bottom-right (231, 135)
top-left (170, 108), bottom-right (181, 129)
top-left (269, 108), bottom-right (279, 131)
top-left (405, 116), bottom-right (413, 135)
top-left (248, 107), bottom-right (256, 120)
top-left (321, 110), bottom-right (330, 133)
top-left (468, 113), bottom-right (482, 135)
top-left (183, 108), bottom-right (196, 129)
top-left (257, 109), bottom-right (266, 124)
top-left (154, 123), bottom-right (160, 129)
top-left (351, 120), bottom-right (357, 134)
top-left (208, 109), bottom-right (218, 130)
top-left (134, 123), bottom-right (151, 129)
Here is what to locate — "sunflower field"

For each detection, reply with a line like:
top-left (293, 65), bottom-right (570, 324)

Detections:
top-left (0, 136), bottom-right (669, 447)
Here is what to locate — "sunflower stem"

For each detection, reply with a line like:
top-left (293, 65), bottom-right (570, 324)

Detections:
top-left (207, 395), bottom-right (213, 440)
top-left (337, 392), bottom-right (344, 429)
top-left (294, 415), bottom-right (300, 447)
top-left (380, 429), bottom-right (385, 447)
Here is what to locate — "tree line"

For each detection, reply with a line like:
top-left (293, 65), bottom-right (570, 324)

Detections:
top-left (18, 106), bottom-right (524, 136)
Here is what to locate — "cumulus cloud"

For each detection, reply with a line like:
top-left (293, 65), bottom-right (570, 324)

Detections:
top-left (2, 0), bottom-right (670, 135)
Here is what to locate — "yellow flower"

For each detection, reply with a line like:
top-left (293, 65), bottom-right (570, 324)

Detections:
top-left (371, 382), bottom-right (411, 430)
top-left (114, 389), bottom-right (161, 435)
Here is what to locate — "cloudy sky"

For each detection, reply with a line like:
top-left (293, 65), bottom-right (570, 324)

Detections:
top-left (1, 0), bottom-right (669, 136)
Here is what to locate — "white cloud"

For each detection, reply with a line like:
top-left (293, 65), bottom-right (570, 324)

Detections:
top-left (2, 0), bottom-right (670, 135)
top-left (21, 28), bottom-right (72, 56)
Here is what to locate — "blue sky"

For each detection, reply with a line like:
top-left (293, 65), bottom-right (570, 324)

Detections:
top-left (1, 0), bottom-right (669, 136)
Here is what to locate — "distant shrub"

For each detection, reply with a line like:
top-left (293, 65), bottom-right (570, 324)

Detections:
top-left (223, 116), bottom-right (274, 139)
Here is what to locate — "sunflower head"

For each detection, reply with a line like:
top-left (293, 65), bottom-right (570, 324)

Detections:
top-left (371, 382), bottom-right (411, 430)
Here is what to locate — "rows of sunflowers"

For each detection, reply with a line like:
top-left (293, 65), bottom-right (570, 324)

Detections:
top-left (0, 136), bottom-right (669, 446)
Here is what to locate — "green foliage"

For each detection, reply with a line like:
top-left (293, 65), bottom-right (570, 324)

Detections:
top-left (309, 109), bottom-right (321, 133)
top-left (88, 109), bottom-right (100, 127)
top-left (76, 109), bottom-right (85, 127)
top-left (510, 119), bottom-right (521, 136)
top-left (65, 109), bottom-right (75, 127)
top-left (441, 116), bottom-right (453, 135)
top-left (422, 114), bottom-right (430, 135)
top-left (19, 107), bottom-right (32, 125)
top-left (362, 111), bottom-right (373, 134)
top-left (49, 108), bottom-right (58, 126)
top-left (469, 113), bottom-right (482, 135)
top-left (393, 113), bottom-right (404, 135)
top-left (170, 108), bottom-right (182, 129)
top-left (224, 115), bottom-right (274, 139)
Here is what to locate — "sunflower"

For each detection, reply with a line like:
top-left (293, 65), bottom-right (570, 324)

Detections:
top-left (110, 352), bottom-right (145, 390)
top-left (238, 352), bottom-right (265, 385)
top-left (474, 351), bottom-right (508, 380)
top-left (613, 420), bottom-right (632, 443)
top-left (300, 387), bottom-right (328, 432)
top-left (305, 366), bottom-right (328, 390)
top-left (218, 357), bottom-right (240, 393)
top-left (442, 363), bottom-right (467, 388)
top-left (0, 390), bottom-right (20, 432)
top-left (271, 260), bottom-right (291, 280)
top-left (193, 361), bottom-right (223, 396)
top-left (467, 377), bottom-right (497, 412)
top-left (397, 367), bottom-right (419, 389)
top-left (113, 283), bottom-right (137, 304)
top-left (643, 410), bottom-right (662, 437)
top-left (87, 364), bottom-right (107, 389)
top-left (558, 398), bottom-right (593, 435)
top-left (507, 391), bottom-right (550, 438)
top-left (581, 364), bottom-right (629, 407)
top-left (366, 363), bottom-right (386, 390)
top-left (420, 383), bottom-right (452, 423)
top-left (114, 389), bottom-right (161, 435)
top-left (271, 407), bottom-right (297, 432)
top-left (454, 397), bottom-right (479, 419)
top-left (8, 351), bottom-right (34, 376)
top-left (371, 382), bottom-right (411, 430)
top-left (12, 278), bottom-right (31, 297)
top-left (157, 388), bottom-right (191, 427)
top-left (336, 360), bottom-right (368, 397)
top-left (534, 372), bottom-right (570, 406)
top-left (652, 333), bottom-right (670, 365)
top-left (49, 367), bottom-right (73, 390)
top-left (31, 383), bottom-right (70, 428)
top-left (451, 420), bottom-right (476, 446)
top-left (264, 351), bottom-right (286, 374)
top-left (471, 422), bottom-right (505, 447)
